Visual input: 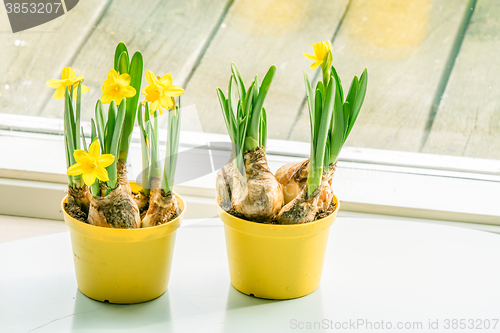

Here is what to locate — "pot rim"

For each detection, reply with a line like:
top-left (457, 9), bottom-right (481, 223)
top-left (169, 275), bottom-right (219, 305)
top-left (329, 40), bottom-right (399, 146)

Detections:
top-left (217, 194), bottom-right (339, 238)
top-left (62, 182), bottom-right (185, 241)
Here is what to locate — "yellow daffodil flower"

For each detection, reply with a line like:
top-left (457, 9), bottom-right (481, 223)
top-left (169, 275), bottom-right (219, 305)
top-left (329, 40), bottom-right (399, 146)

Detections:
top-left (67, 141), bottom-right (115, 186)
top-left (101, 69), bottom-right (137, 105)
top-left (141, 70), bottom-right (184, 115)
top-left (303, 41), bottom-right (332, 70)
top-left (46, 67), bottom-right (90, 100)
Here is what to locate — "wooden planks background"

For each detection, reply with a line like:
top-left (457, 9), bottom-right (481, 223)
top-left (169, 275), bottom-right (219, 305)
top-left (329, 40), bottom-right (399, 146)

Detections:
top-left (1, 0), bottom-right (498, 161)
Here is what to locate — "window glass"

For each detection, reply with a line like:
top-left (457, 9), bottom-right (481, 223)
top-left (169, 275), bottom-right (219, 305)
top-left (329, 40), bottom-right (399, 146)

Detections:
top-left (1, 0), bottom-right (497, 162)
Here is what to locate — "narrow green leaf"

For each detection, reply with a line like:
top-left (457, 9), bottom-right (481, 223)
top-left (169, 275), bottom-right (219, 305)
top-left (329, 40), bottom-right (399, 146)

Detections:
top-left (105, 102), bottom-right (117, 154)
top-left (303, 71), bottom-right (315, 146)
top-left (342, 101), bottom-right (351, 143)
top-left (91, 119), bottom-right (97, 144)
top-left (119, 51), bottom-right (143, 161)
top-left (106, 101), bottom-right (126, 189)
top-left (75, 84), bottom-right (81, 150)
top-left (246, 65), bottom-right (275, 147)
top-left (346, 69), bottom-right (368, 139)
top-left (314, 87), bottom-right (323, 150)
top-left (217, 88), bottom-right (234, 143)
top-left (64, 89), bottom-right (75, 163)
top-left (117, 51), bottom-right (130, 75)
top-left (261, 107), bottom-right (267, 149)
top-left (94, 100), bottom-right (105, 153)
top-left (114, 42), bottom-right (128, 71)
top-left (329, 75), bottom-right (345, 164)
top-left (231, 63), bottom-right (246, 103)
top-left (145, 102), bottom-right (150, 123)
top-left (314, 76), bottom-right (334, 168)
top-left (81, 126), bottom-right (88, 151)
top-left (331, 65), bottom-right (344, 102)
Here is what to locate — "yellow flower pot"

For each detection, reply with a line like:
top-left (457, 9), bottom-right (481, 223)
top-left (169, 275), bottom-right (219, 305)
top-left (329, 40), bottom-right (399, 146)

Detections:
top-left (218, 195), bottom-right (339, 299)
top-left (62, 184), bottom-right (184, 304)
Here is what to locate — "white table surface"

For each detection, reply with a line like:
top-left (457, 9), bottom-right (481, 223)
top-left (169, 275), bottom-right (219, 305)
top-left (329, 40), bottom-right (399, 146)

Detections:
top-left (1, 217), bottom-right (500, 333)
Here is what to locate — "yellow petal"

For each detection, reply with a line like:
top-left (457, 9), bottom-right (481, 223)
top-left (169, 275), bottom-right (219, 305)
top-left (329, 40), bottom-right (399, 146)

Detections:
top-left (53, 85), bottom-right (66, 100)
top-left (88, 140), bottom-right (100, 159)
top-left (117, 73), bottom-right (131, 86)
top-left (94, 166), bottom-right (109, 182)
top-left (82, 172), bottom-right (96, 187)
top-left (114, 96), bottom-right (125, 105)
top-left (309, 61), bottom-right (321, 70)
top-left (62, 67), bottom-right (76, 80)
top-left (163, 85), bottom-right (184, 97)
top-left (145, 70), bottom-right (158, 85)
top-left (158, 73), bottom-right (173, 86)
top-left (160, 96), bottom-right (174, 110)
top-left (303, 53), bottom-right (318, 61)
top-left (46, 79), bottom-right (63, 89)
top-left (74, 149), bottom-right (89, 163)
top-left (97, 154), bottom-right (115, 168)
top-left (100, 94), bottom-right (113, 104)
top-left (151, 100), bottom-right (160, 112)
top-left (67, 162), bottom-right (83, 176)
top-left (122, 86), bottom-right (137, 98)
top-left (108, 69), bottom-right (119, 82)
top-left (80, 84), bottom-right (90, 94)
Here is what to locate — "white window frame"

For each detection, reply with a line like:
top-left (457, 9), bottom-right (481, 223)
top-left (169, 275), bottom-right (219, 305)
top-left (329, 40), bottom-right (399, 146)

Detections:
top-left (1, 113), bottom-right (499, 229)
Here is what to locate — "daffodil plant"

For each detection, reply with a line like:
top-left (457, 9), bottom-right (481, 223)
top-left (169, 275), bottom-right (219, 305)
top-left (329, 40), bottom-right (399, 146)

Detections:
top-left (137, 70), bottom-right (184, 196)
top-left (216, 63), bottom-right (275, 172)
top-left (138, 70), bottom-right (184, 227)
top-left (215, 63), bottom-right (284, 222)
top-left (303, 41), bottom-right (368, 197)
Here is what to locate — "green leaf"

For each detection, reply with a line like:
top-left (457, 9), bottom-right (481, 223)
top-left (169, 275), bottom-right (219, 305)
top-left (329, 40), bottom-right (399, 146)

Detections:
top-left (346, 68), bottom-right (368, 139)
top-left (105, 101), bottom-right (117, 154)
top-left (91, 119), bottom-right (97, 144)
top-left (117, 51), bottom-right (129, 75)
top-left (314, 87), bottom-right (323, 149)
top-left (217, 88), bottom-right (234, 143)
top-left (303, 71), bottom-right (315, 145)
top-left (81, 126), bottom-right (87, 152)
top-left (114, 42), bottom-right (128, 72)
top-left (314, 75), bottom-right (335, 168)
top-left (231, 63), bottom-right (246, 103)
top-left (94, 100), bottom-right (105, 153)
top-left (64, 89), bottom-right (76, 166)
top-left (331, 65), bottom-right (344, 102)
top-left (261, 107), bottom-right (267, 149)
top-left (246, 65), bottom-right (275, 148)
top-left (106, 101), bottom-right (126, 189)
top-left (329, 74), bottom-right (345, 164)
top-left (75, 84), bottom-right (82, 150)
top-left (119, 51), bottom-right (143, 161)
top-left (342, 101), bottom-right (351, 143)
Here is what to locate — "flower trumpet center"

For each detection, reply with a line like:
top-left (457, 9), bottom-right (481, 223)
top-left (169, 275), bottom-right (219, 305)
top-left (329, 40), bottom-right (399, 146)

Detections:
top-left (82, 156), bottom-right (98, 173)
top-left (111, 83), bottom-right (122, 94)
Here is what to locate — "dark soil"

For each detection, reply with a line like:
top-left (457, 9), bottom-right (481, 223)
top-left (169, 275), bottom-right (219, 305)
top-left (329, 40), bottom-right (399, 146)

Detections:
top-left (64, 202), bottom-right (87, 222)
top-left (315, 201), bottom-right (337, 220)
top-left (225, 200), bottom-right (336, 224)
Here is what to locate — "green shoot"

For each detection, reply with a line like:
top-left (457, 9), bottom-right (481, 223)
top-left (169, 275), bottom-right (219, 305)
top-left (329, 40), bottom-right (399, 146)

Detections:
top-left (137, 103), bottom-right (151, 195)
top-left (304, 46), bottom-right (368, 197)
top-left (114, 43), bottom-right (144, 162)
top-left (162, 98), bottom-right (182, 194)
top-left (92, 99), bottom-right (127, 193)
top-left (216, 63), bottom-right (276, 172)
top-left (63, 85), bottom-right (84, 188)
